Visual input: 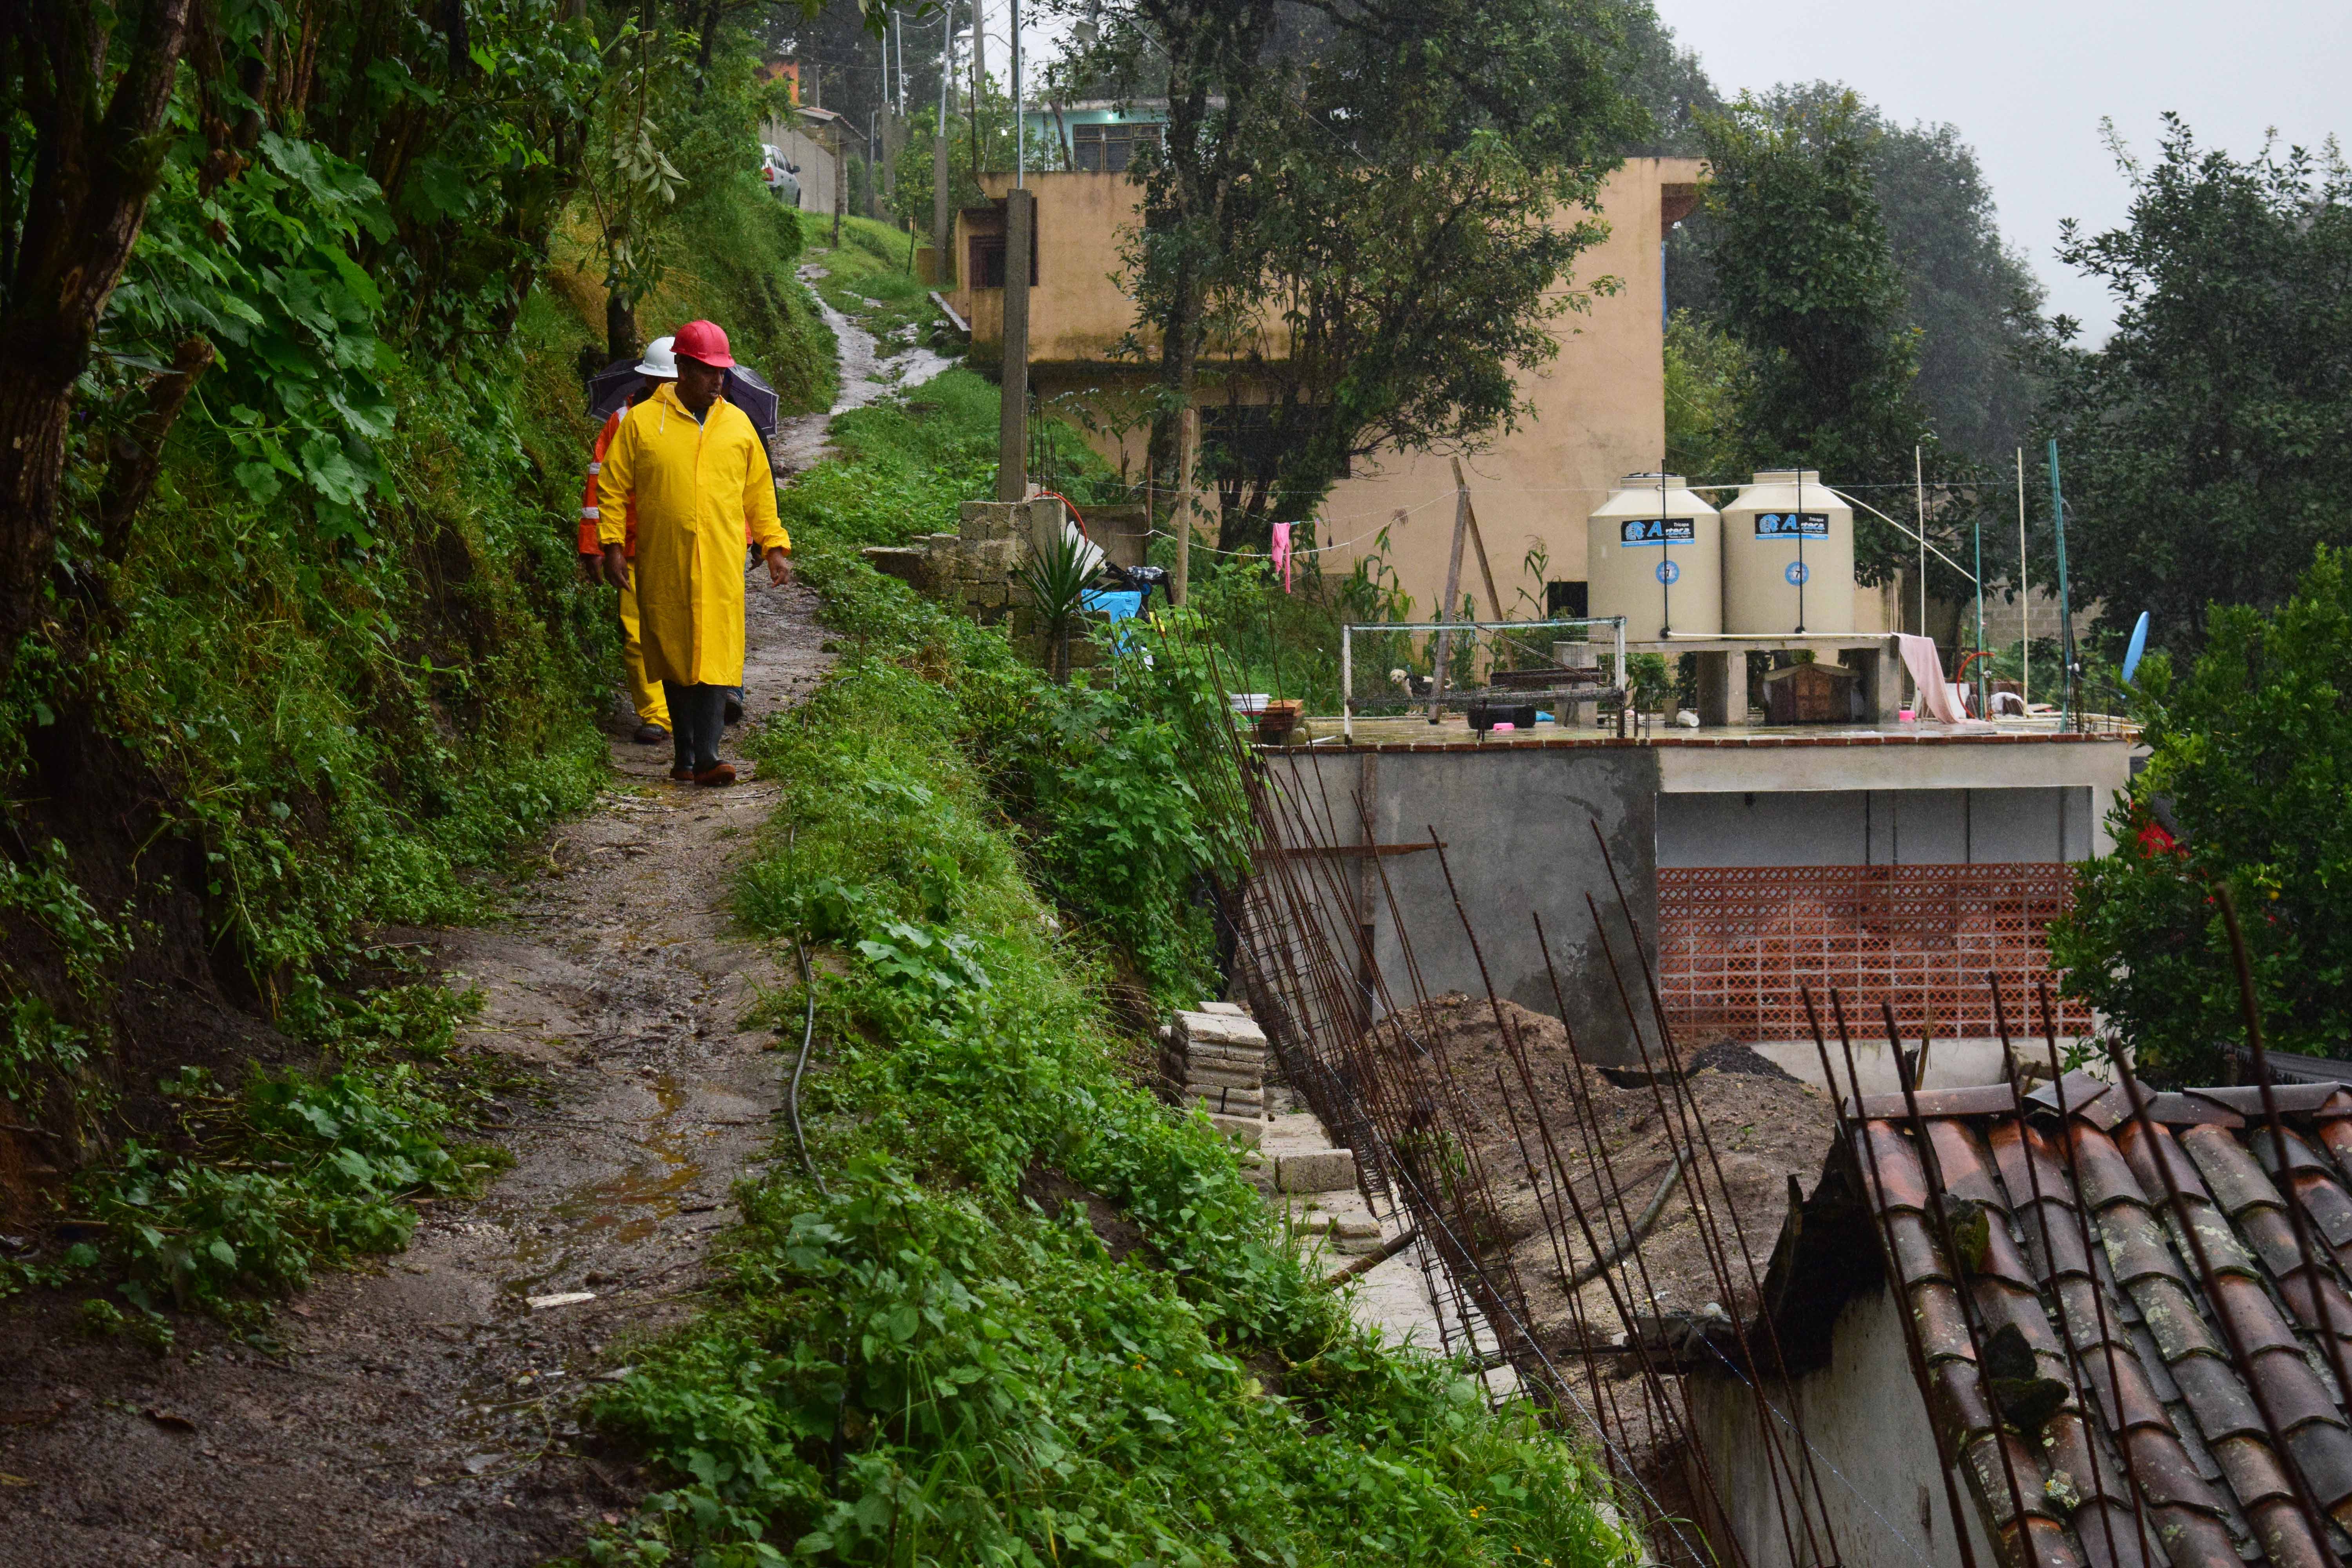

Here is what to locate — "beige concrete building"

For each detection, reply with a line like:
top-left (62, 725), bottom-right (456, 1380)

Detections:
top-left (948, 158), bottom-right (1730, 618)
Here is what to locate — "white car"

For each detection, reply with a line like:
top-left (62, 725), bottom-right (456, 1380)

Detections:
top-left (758, 143), bottom-right (801, 205)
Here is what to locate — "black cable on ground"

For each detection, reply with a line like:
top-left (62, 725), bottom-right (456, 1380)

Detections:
top-left (781, 824), bottom-right (827, 1194)
top-left (788, 936), bottom-right (824, 1194)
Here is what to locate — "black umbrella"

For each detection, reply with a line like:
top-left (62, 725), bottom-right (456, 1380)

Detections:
top-left (584, 358), bottom-right (781, 441)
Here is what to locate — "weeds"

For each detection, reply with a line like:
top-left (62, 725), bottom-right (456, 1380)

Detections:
top-left (579, 380), bottom-right (1631, 1565)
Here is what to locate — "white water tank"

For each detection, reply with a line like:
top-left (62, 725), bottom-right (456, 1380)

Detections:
top-left (1586, 474), bottom-right (1722, 641)
top-left (1720, 470), bottom-right (1855, 634)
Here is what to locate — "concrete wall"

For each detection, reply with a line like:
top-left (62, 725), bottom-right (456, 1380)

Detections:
top-left (1311, 159), bottom-right (1704, 617)
top-left (1655, 786), bottom-right (2099, 868)
top-left (953, 172), bottom-right (1168, 370)
top-left (1655, 737), bottom-right (2132, 855)
top-left (761, 118), bottom-right (839, 215)
top-left (1688, 1285), bottom-right (1994, 1568)
top-left (1270, 746), bottom-right (1662, 1064)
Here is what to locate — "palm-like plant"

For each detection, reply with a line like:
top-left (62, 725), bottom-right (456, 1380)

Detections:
top-left (1014, 524), bottom-right (1096, 682)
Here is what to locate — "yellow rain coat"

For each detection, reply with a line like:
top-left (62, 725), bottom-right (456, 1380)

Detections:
top-left (597, 383), bottom-right (789, 688)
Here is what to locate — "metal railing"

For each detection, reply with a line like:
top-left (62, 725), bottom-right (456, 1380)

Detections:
top-left (1340, 617), bottom-right (1627, 740)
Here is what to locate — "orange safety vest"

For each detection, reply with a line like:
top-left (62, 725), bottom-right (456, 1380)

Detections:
top-left (579, 408), bottom-right (635, 557)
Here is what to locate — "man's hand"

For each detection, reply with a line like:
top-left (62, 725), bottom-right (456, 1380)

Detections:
top-left (764, 546), bottom-right (792, 587)
top-left (601, 544), bottom-right (630, 590)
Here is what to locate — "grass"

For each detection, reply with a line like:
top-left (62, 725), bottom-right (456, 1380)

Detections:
top-left (0, 176), bottom-right (841, 1323)
top-left (575, 367), bottom-right (1633, 1566)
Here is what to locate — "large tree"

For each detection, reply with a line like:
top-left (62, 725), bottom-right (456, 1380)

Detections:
top-left (1087, 0), bottom-right (1645, 552)
top-left (1695, 89), bottom-right (1931, 576)
top-left (2043, 117), bottom-right (2352, 655)
top-left (0, 0), bottom-right (198, 662)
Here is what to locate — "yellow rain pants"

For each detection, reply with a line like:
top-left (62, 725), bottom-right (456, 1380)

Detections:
top-left (597, 383), bottom-right (787, 689)
top-left (617, 575), bottom-right (670, 727)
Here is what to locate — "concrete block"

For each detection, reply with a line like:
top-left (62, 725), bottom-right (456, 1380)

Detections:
top-left (1274, 1148), bottom-right (1357, 1194)
top-left (959, 500), bottom-right (1018, 543)
top-left (1175, 1012), bottom-right (1269, 1050)
top-left (967, 583), bottom-right (1008, 608)
top-left (1199, 1001), bottom-right (1248, 1017)
top-left (1185, 1089), bottom-right (1263, 1115)
top-left (1206, 1114), bottom-right (1262, 1147)
top-left (1176, 1040), bottom-right (1266, 1067)
top-left (1182, 1061), bottom-right (1264, 1090)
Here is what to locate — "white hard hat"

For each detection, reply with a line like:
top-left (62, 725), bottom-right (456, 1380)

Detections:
top-left (633, 335), bottom-right (678, 379)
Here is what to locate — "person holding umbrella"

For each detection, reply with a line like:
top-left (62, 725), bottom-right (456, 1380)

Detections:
top-left (580, 335), bottom-right (677, 743)
top-left (596, 320), bottom-right (790, 786)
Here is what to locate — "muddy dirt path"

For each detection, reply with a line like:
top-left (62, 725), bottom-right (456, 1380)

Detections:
top-left (0, 264), bottom-right (910, 1568)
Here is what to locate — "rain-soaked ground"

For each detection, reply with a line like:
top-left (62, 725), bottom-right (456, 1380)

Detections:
top-left (0, 258), bottom-right (939, 1567)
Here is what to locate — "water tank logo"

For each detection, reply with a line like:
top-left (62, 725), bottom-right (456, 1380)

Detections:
top-left (1656, 560), bottom-right (1681, 585)
top-left (1620, 517), bottom-right (1695, 545)
top-left (1756, 513), bottom-right (1829, 537)
top-left (1784, 561), bottom-right (1810, 586)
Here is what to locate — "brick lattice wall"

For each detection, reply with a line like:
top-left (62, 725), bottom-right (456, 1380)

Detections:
top-left (1657, 863), bottom-right (2092, 1040)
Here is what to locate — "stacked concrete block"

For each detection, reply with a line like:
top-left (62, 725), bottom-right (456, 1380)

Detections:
top-left (1163, 1004), bottom-right (1269, 1136)
top-left (860, 500), bottom-right (1058, 627)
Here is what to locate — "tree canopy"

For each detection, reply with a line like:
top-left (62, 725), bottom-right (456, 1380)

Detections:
top-left (2042, 117), bottom-right (2352, 655)
top-left (1087, 0), bottom-right (1649, 551)
top-left (2053, 547), bottom-right (2352, 1080)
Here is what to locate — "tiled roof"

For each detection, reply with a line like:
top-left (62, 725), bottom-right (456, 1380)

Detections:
top-left (1742, 1072), bottom-right (2352, 1568)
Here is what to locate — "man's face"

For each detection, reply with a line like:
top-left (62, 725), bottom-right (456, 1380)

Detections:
top-left (676, 356), bottom-right (726, 414)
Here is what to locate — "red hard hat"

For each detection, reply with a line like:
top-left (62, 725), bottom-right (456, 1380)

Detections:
top-left (672, 319), bottom-right (735, 368)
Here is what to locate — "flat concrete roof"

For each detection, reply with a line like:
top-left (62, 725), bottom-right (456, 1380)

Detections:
top-left (1296, 715), bottom-right (2136, 754)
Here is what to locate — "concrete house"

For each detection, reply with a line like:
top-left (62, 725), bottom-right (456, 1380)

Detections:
top-left (939, 153), bottom-right (1895, 628)
top-left (1688, 1071), bottom-right (2352, 1568)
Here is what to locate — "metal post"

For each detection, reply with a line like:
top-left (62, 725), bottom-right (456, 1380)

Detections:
top-left (1913, 445), bottom-right (1927, 639)
top-left (1341, 624), bottom-right (1353, 741)
top-left (2047, 440), bottom-right (2074, 728)
top-left (2016, 447), bottom-right (2029, 711)
top-left (1171, 403), bottom-right (1197, 605)
top-left (1975, 514), bottom-right (1986, 716)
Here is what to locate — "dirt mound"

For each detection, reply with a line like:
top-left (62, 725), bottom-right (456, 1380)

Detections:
top-left (1369, 991), bottom-right (1837, 1351)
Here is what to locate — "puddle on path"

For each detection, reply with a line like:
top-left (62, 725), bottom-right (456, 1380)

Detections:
top-left (507, 1074), bottom-right (704, 1289)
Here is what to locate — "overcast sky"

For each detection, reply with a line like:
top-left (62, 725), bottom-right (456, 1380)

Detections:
top-left (1657, 0), bottom-right (2350, 342)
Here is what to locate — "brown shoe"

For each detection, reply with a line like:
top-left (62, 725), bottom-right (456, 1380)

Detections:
top-left (670, 765), bottom-right (695, 782)
top-left (693, 763), bottom-right (737, 787)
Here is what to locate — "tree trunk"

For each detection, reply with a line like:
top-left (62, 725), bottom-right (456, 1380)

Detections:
top-left (606, 292), bottom-right (638, 365)
top-left (0, 0), bottom-right (198, 659)
top-left (98, 336), bottom-right (215, 564)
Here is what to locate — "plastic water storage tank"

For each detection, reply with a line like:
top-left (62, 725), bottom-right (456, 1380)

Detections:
top-left (1720, 470), bottom-right (1854, 634)
top-left (1585, 474), bottom-right (1721, 642)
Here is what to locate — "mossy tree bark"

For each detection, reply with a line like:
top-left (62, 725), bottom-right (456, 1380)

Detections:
top-left (0, 0), bottom-right (197, 659)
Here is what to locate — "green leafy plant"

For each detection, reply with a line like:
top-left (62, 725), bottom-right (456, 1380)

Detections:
top-left (1014, 523), bottom-right (1096, 683)
top-left (2052, 546), bottom-right (2352, 1080)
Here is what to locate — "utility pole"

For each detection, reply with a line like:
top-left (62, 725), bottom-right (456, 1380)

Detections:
top-left (2047, 439), bottom-right (2076, 728)
top-left (996, 185), bottom-right (1033, 502)
top-left (933, 0), bottom-right (953, 279)
top-left (969, 1), bottom-right (985, 187)
top-left (1011, 0), bottom-right (1024, 184)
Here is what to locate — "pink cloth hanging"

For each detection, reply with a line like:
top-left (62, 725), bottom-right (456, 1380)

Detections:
top-left (1271, 521), bottom-right (1295, 592)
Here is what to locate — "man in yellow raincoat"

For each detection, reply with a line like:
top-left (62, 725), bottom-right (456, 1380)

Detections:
top-left (596, 319), bottom-right (790, 786)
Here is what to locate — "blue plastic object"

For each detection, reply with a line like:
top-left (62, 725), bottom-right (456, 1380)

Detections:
top-left (1081, 589), bottom-right (1143, 621)
top-left (2122, 610), bottom-right (2151, 684)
